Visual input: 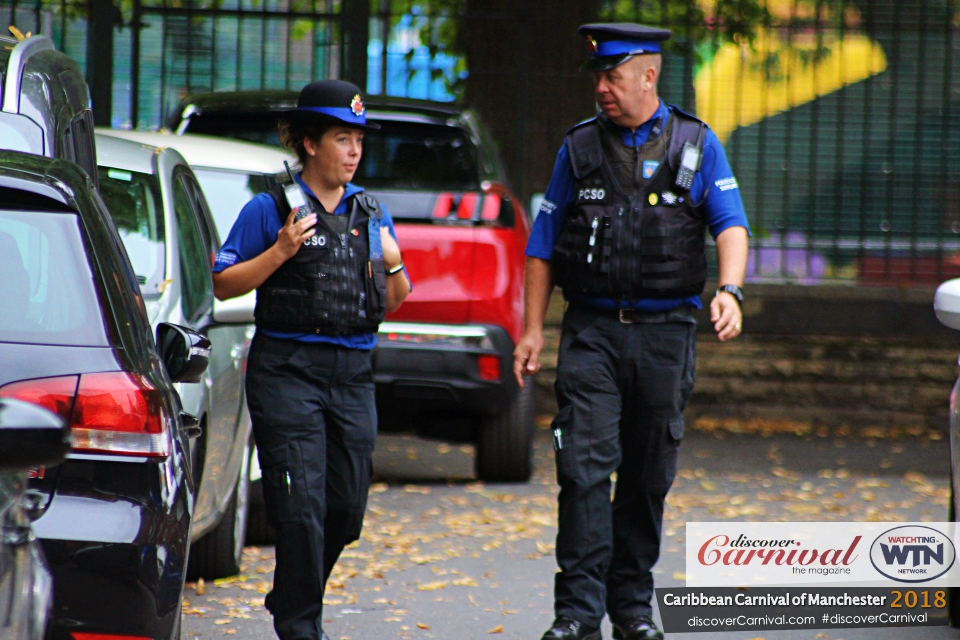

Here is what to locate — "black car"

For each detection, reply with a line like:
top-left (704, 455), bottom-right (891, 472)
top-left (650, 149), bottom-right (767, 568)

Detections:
top-left (0, 32), bottom-right (97, 186)
top-left (0, 151), bottom-right (209, 640)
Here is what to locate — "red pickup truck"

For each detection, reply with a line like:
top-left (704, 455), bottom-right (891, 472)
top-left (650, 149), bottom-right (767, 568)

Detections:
top-left (168, 94), bottom-right (535, 482)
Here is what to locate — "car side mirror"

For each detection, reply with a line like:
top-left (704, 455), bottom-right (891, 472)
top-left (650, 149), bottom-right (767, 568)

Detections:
top-left (935, 278), bottom-right (960, 330)
top-left (212, 290), bottom-right (256, 324)
top-left (157, 323), bottom-right (211, 383)
top-left (0, 399), bottom-right (71, 470)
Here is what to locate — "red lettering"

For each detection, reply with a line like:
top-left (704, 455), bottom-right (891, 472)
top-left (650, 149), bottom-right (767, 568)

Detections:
top-left (820, 549), bottom-right (843, 565)
top-left (735, 549), bottom-right (757, 565)
top-left (785, 549), bottom-right (798, 565)
top-left (761, 549), bottom-right (785, 565)
top-left (798, 549), bottom-right (819, 565)
top-left (698, 535), bottom-right (728, 566)
top-left (842, 536), bottom-right (862, 565)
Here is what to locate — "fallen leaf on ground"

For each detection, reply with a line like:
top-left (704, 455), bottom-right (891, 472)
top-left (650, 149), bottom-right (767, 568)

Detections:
top-left (487, 625), bottom-right (503, 634)
top-left (417, 623), bottom-right (430, 629)
top-left (418, 581), bottom-right (448, 591)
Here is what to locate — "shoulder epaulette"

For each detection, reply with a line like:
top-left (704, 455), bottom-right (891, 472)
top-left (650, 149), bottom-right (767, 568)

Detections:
top-left (665, 105), bottom-right (708, 171)
top-left (565, 118), bottom-right (603, 180)
top-left (565, 116), bottom-right (598, 135)
top-left (355, 192), bottom-right (382, 219)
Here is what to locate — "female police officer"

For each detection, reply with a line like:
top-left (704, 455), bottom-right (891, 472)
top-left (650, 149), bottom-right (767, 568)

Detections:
top-left (211, 80), bottom-right (411, 640)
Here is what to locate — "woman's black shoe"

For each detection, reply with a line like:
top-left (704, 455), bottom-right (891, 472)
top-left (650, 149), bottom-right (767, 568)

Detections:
top-left (540, 616), bottom-right (602, 640)
top-left (612, 616), bottom-right (664, 640)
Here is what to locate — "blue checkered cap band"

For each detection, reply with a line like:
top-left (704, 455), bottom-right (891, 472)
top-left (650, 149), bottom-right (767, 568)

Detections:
top-left (295, 106), bottom-right (366, 124)
top-left (593, 38), bottom-right (661, 57)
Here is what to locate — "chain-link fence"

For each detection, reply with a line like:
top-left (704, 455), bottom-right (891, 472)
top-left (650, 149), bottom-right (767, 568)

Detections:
top-left (605, 0), bottom-right (960, 287)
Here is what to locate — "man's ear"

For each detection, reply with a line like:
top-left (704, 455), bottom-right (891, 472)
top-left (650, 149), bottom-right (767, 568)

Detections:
top-left (643, 64), bottom-right (659, 91)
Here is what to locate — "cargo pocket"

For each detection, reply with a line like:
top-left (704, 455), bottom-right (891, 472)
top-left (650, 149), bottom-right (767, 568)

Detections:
top-left (551, 405), bottom-right (576, 481)
top-left (643, 416), bottom-right (681, 492)
top-left (262, 463), bottom-right (300, 528)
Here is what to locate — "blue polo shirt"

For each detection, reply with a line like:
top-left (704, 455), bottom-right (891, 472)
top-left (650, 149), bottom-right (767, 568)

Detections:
top-left (212, 174), bottom-right (408, 349)
top-left (526, 100), bottom-right (750, 312)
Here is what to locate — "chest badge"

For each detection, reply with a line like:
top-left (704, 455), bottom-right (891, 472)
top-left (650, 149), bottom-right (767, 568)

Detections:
top-left (648, 193), bottom-right (659, 206)
top-left (642, 160), bottom-right (659, 179)
top-left (661, 191), bottom-right (678, 205)
top-left (351, 228), bottom-right (359, 236)
top-left (578, 187), bottom-right (606, 201)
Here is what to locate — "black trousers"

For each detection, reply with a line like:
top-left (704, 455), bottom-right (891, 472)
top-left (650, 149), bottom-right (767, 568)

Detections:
top-left (246, 333), bottom-right (376, 640)
top-left (552, 304), bottom-right (696, 628)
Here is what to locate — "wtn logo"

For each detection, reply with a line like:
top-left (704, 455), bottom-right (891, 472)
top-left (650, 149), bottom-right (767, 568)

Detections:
top-left (879, 543), bottom-right (944, 568)
top-left (870, 526), bottom-right (956, 583)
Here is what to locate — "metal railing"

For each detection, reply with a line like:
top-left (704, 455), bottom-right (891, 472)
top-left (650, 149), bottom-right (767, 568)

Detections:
top-left (3, 0), bottom-right (342, 129)
top-left (603, 0), bottom-right (960, 287)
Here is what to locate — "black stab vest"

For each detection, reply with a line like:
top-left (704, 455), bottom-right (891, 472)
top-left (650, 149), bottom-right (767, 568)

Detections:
top-left (552, 106), bottom-right (709, 301)
top-left (253, 185), bottom-right (388, 335)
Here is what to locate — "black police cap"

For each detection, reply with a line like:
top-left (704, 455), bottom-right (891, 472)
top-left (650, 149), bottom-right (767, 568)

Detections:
top-left (285, 79), bottom-right (380, 130)
top-left (577, 23), bottom-right (672, 72)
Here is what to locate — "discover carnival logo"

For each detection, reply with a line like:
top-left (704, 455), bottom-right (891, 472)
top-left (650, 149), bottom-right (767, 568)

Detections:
top-left (697, 533), bottom-right (861, 574)
top-left (869, 525), bottom-right (956, 583)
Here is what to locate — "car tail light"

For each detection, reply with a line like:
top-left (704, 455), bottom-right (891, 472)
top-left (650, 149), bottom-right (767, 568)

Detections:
top-left (72, 634), bottom-right (152, 640)
top-left (0, 372), bottom-right (169, 458)
top-left (70, 372), bottom-right (168, 457)
top-left (478, 355), bottom-right (500, 381)
top-left (0, 375), bottom-right (78, 421)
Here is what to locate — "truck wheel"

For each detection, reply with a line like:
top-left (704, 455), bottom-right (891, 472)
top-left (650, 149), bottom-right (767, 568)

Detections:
top-left (476, 382), bottom-right (535, 482)
top-left (187, 437), bottom-right (252, 580)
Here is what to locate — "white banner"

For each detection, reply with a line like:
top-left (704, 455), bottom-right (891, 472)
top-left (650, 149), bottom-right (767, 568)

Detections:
top-left (686, 522), bottom-right (960, 587)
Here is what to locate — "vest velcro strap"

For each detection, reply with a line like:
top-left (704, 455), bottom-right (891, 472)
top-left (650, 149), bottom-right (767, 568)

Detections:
top-left (642, 272), bottom-right (706, 290)
top-left (641, 225), bottom-right (703, 238)
top-left (641, 260), bottom-right (690, 274)
top-left (641, 239), bottom-right (703, 256)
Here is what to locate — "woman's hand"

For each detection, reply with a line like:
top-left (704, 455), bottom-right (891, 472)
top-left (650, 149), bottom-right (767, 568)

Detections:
top-left (381, 226), bottom-right (402, 269)
top-left (274, 209), bottom-right (317, 260)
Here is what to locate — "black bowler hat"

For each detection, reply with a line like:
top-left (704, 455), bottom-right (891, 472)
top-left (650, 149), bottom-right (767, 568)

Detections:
top-left (285, 79), bottom-right (380, 130)
top-left (577, 23), bottom-right (672, 72)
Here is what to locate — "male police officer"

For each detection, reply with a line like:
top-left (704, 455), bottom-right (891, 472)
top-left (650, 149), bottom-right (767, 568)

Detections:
top-left (513, 24), bottom-right (750, 640)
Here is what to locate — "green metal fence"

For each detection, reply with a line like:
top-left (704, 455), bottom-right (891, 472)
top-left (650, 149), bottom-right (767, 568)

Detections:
top-left (603, 0), bottom-right (960, 286)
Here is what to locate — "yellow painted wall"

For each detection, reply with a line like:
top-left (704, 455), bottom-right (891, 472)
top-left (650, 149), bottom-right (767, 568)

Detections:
top-left (695, 29), bottom-right (887, 143)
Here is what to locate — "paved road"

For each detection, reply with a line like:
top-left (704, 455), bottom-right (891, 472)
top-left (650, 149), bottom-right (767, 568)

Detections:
top-left (181, 419), bottom-right (958, 640)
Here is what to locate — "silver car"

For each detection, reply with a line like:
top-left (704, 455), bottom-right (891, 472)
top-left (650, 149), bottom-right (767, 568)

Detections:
top-left (97, 129), bottom-right (293, 543)
top-left (94, 132), bottom-right (255, 579)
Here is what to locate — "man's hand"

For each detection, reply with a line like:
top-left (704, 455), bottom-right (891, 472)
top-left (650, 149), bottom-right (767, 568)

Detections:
top-left (710, 292), bottom-right (742, 342)
top-left (275, 209), bottom-right (317, 260)
top-left (381, 226), bottom-right (402, 269)
top-left (513, 329), bottom-right (545, 387)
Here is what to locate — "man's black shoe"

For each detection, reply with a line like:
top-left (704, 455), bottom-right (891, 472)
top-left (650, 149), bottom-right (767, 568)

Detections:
top-left (612, 616), bottom-right (664, 640)
top-left (540, 616), bottom-right (602, 640)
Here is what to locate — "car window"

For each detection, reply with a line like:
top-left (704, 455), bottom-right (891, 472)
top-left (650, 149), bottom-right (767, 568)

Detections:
top-left (358, 121), bottom-right (480, 190)
top-left (173, 175), bottom-right (214, 322)
top-left (0, 209), bottom-right (110, 346)
top-left (185, 112), bottom-right (282, 146)
top-left (192, 169), bottom-right (272, 239)
top-left (97, 167), bottom-right (166, 298)
top-left (182, 174), bottom-right (220, 251)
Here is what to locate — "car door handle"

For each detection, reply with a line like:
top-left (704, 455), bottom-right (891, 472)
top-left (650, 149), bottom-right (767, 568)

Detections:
top-left (181, 412), bottom-right (203, 439)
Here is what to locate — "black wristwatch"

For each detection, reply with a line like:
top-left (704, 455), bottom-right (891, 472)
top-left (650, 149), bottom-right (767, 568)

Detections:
top-left (715, 284), bottom-right (743, 306)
